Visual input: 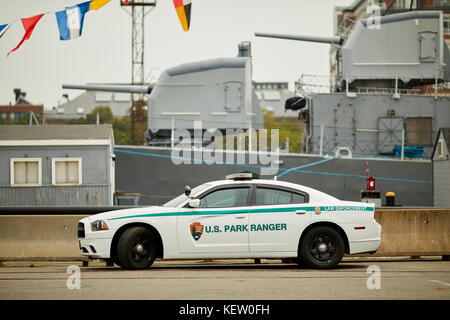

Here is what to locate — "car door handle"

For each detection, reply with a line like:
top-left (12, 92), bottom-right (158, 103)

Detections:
top-left (235, 215), bottom-right (246, 219)
top-left (295, 210), bottom-right (306, 215)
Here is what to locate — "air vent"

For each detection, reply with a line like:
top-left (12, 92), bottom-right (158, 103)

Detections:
top-left (77, 222), bottom-right (85, 238)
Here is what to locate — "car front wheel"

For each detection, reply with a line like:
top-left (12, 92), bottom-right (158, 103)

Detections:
top-left (116, 226), bottom-right (157, 270)
top-left (299, 226), bottom-right (345, 269)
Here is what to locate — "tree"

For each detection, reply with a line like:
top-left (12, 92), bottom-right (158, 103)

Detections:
top-left (68, 104), bottom-right (148, 146)
top-left (263, 110), bottom-right (304, 153)
top-left (69, 106), bottom-right (113, 125)
top-left (0, 112), bottom-right (42, 125)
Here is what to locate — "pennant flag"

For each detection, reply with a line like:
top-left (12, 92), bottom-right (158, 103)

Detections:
top-left (89, 0), bottom-right (111, 10)
top-left (8, 14), bottom-right (44, 56)
top-left (0, 23), bottom-right (11, 39)
top-left (55, 1), bottom-right (91, 41)
top-left (173, 0), bottom-right (191, 31)
top-left (124, 0), bottom-right (128, 7)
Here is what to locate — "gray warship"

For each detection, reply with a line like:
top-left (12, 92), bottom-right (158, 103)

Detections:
top-left (63, 9), bottom-right (450, 207)
top-left (256, 10), bottom-right (450, 159)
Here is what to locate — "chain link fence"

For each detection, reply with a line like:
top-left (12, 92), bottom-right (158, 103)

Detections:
top-left (308, 125), bottom-right (434, 159)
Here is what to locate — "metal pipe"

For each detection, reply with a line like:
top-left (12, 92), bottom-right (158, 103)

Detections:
top-left (319, 125), bottom-right (324, 157)
top-left (62, 84), bottom-right (151, 94)
top-left (401, 129), bottom-right (405, 161)
top-left (255, 32), bottom-right (343, 45)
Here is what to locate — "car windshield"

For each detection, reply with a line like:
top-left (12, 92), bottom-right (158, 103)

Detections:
top-left (162, 183), bottom-right (212, 207)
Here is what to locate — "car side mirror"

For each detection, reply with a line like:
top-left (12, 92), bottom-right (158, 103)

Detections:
top-left (184, 185), bottom-right (191, 196)
top-left (188, 198), bottom-right (200, 208)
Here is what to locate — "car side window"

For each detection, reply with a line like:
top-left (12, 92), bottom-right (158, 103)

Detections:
top-left (255, 187), bottom-right (306, 205)
top-left (199, 187), bottom-right (250, 208)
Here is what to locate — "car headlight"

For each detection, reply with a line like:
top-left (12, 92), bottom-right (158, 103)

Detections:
top-left (91, 220), bottom-right (109, 231)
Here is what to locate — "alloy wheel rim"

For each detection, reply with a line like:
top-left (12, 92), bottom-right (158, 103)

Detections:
top-left (131, 236), bottom-right (151, 262)
top-left (310, 235), bottom-right (336, 262)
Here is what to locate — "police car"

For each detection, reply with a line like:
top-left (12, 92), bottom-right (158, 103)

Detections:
top-left (78, 173), bottom-right (381, 269)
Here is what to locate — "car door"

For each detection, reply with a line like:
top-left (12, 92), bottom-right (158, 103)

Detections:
top-left (248, 184), bottom-right (311, 252)
top-left (177, 185), bottom-right (251, 254)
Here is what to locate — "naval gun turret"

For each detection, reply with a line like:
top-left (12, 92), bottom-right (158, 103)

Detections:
top-left (63, 42), bottom-right (263, 145)
top-left (257, 10), bottom-right (450, 91)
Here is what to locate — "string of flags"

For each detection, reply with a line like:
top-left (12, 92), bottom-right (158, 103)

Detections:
top-left (0, 0), bottom-right (110, 57)
top-left (173, 0), bottom-right (192, 32)
top-left (0, 0), bottom-right (191, 57)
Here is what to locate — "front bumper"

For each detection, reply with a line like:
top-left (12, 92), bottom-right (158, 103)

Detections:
top-left (79, 238), bottom-right (112, 259)
top-left (78, 220), bottom-right (112, 259)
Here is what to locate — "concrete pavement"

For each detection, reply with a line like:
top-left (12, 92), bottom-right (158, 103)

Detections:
top-left (0, 258), bottom-right (449, 300)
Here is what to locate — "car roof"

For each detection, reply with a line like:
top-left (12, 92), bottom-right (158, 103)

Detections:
top-left (202, 179), bottom-right (338, 201)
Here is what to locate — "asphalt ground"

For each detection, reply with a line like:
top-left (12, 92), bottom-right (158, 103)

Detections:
top-left (0, 257), bottom-right (449, 300)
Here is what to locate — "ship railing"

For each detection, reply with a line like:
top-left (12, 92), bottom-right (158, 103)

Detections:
top-left (336, 17), bottom-right (357, 42)
top-left (296, 73), bottom-right (450, 97)
top-left (143, 115), bottom-right (305, 154)
top-left (309, 125), bottom-right (436, 160)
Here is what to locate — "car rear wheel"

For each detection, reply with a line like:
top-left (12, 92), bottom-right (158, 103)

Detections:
top-left (299, 226), bottom-right (344, 269)
top-left (116, 226), bottom-right (157, 270)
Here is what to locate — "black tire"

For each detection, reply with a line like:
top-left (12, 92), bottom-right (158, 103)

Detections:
top-left (116, 226), bottom-right (157, 270)
top-left (293, 256), bottom-right (306, 267)
top-left (112, 256), bottom-right (123, 267)
top-left (299, 226), bottom-right (345, 269)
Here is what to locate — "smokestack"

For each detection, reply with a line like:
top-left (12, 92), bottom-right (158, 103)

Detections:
top-left (237, 41), bottom-right (252, 57)
top-left (13, 88), bottom-right (21, 104)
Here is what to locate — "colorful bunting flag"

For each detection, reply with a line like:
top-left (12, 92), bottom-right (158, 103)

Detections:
top-left (0, 23), bottom-right (11, 39)
top-left (7, 14), bottom-right (45, 56)
top-left (0, 0), bottom-right (111, 55)
top-left (173, 0), bottom-right (191, 32)
top-left (55, 1), bottom-right (91, 41)
top-left (90, 0), bottom-right (111, 10)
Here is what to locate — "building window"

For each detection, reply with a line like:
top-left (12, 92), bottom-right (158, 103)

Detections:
top-left (444, 16), bottom-right (450, 35)
top-left (52, 158), bottom-right (82, 185)
top-left (10, 158), bottom-right (42, 186)
top-left (406, 117), bottom-right (432, 145)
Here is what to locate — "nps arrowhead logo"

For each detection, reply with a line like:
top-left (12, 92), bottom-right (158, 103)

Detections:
top-left (190, 222), bottom-right (204, 241)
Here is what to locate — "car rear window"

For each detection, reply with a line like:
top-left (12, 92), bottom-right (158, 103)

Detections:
top-left (255, 187), bottom-right (306, 205)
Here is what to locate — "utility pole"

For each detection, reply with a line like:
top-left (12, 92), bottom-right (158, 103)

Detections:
top-left (120, 0), bottom-right (156, 145)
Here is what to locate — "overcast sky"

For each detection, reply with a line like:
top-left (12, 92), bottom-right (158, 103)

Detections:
top-left (0, 0), bottom-right (353, 110)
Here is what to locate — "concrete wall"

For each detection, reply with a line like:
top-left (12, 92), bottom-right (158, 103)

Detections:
top-left (0, 215), bottom-right (89, 259)
top-left (373, 209), bottom-right (450, 256)
top-left (0, 209), bottom-right (449, 260)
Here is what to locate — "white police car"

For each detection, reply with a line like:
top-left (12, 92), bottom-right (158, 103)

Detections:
top-left (78, 173), bottom-right (381, 269)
